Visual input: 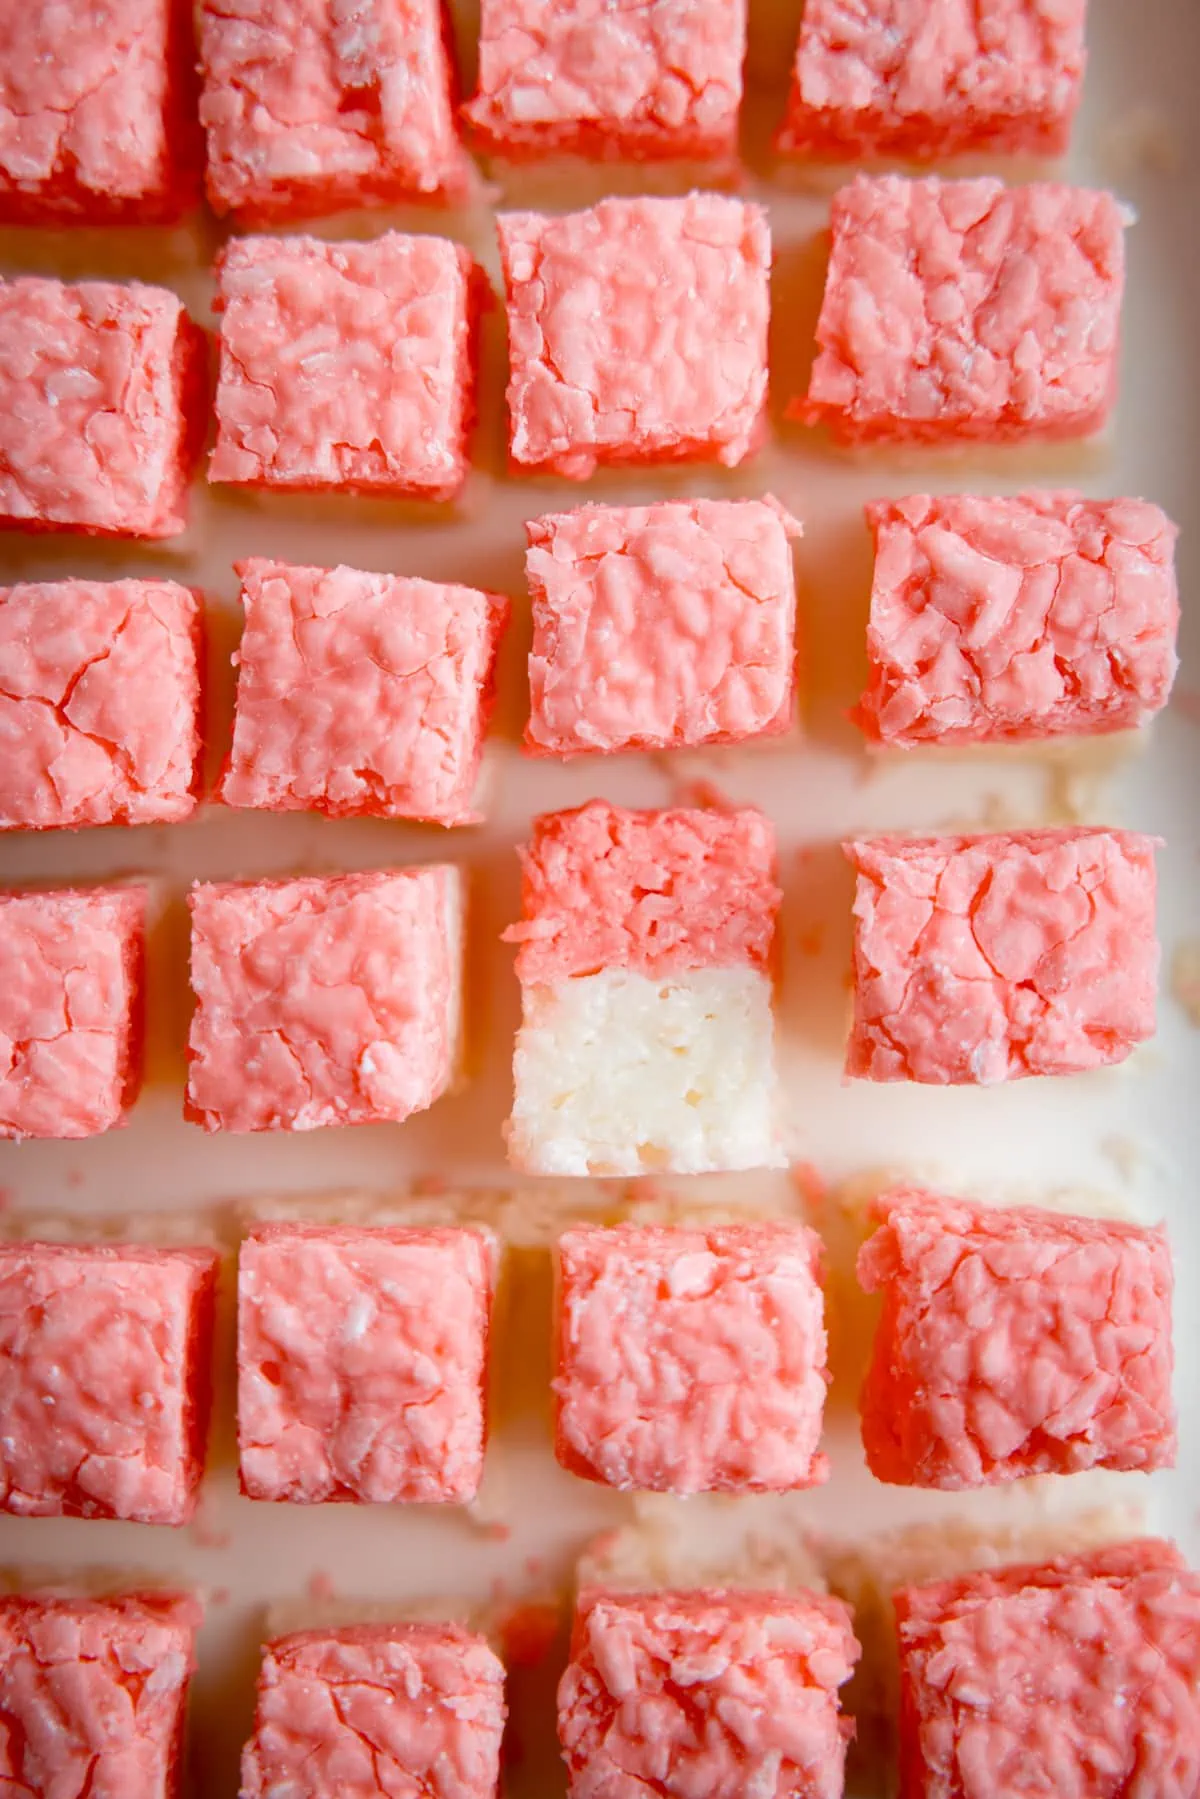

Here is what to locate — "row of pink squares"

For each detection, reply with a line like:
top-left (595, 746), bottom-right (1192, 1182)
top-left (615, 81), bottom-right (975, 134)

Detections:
top-left (3, 0), bottom-right (1091, 228)
top-left (0, 810), bottom-right (1163, 1143)
top-left (0, 173), bottom-right (1132, 536)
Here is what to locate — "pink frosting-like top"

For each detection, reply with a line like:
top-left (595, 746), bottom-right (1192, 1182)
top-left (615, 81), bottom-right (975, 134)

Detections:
top-left (505, 800), bottom-right (780, 983)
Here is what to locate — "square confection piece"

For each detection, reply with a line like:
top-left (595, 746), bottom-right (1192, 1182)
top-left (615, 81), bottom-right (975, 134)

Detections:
top-left (799, 177), bottom-right (1126, 445)
top-left (846, 828), bottom-right (1159, 1083)
top-left (186, 867), bottom-right (463, 1133)
top-left (237, 1223), bottom-right (493, 1503)
top-left (560, 1587), bottom-right (859, 1799)
top-left (504, 800), bottom-right (782, 1175)
top-left (220, 559), bottom-right (508, 825)
top-left (0, 578), bottom-right (203, 830)
top-left (896, 1541), bottom-right (1200, 1798)
top-left (465, 0), bottom-right (746, 160)
top-left (0, 0), bottom-right (198, 223)
top-left (242, 1623), bottom-right (505, 1798)
top-left (857, 1191), bottom-right (1175, 1488)
top-left (555, 1222), bottom-right (828, 1493)
top-left (210, 233), bottom-right (477, 503)
top-left (199, 0), bottom-right (469, 224)
top-left (0, 884), bottom-right (146, 1140)
top-left (778, 0), bottom-right (1087, 162)
top-left (0, 1240), bottom-right (219, 1523)
top-left (525, 497), bottom-right (799, 756)
top-left (0, 1592), bottom-right (200, 1799)
top-left (499, 193), bottom-right (769, 479)
top-left (856, 494), bottom-right (1179, 748)
top-left (0, 278), bottom-right (201, 538)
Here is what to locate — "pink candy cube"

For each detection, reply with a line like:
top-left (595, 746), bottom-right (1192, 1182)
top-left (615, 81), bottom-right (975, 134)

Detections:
top-left (779, 0), bottom-right (1087, 161)
top-left (799, 177), bottom-right (1126, 445)
top-left (896, 1542), bottom-right (1200, 1798)
top-left (465, 0), bottom-right (745, 160)
top-left (0, 1240), bottom-right (219, 1524)
top-left (220, 559), bottom-right (507, 824)
top-left (0, 1592), bottom-right (200, 1799)
top-left (186, 868), bottom-right (463, 1133)
top-left (846, 828), bottom-right (1159, 1083)
top-left (858, 1192), bottom-right (1176, 1488)
top-left (559, 1587), bottom-right (859, 1799)
top-left (210, 233), bottom-right (478, 502)
top-left (0, 0), bottom-right (198, 223)
top-left (0, 885), bottom-right (146, 1140)
top-left (0, 277), bottom-right (201, 538)
top-left (525, 498), bottom-right (799, 756)
top-left (0, 578), bottom-right (203, 829)
top-left (555, 1222), bottom-right (829, 1493)
top-left (499, 194), bottom-right (770, 479)
top-left (199, 0), bottom-right (469, 224)
top-left (856, 494), bottom-right (1180, 747)
top-left (237, 1223), bottom-right (493, 1504)
top-left (242, 1623), bottom-right (505, 1798)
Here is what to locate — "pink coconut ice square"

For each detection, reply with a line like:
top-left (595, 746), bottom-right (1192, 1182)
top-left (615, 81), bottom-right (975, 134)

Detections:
top-left (210, 232), bottom-right (478, 502)
top-left (525, 497), bottom-right (798, 755)
top-left (499, 193), bottom-right (769, 479)
top-left (555, 1222), bottom-right (828, 1493)
top-left (0, 578), bottom-right (203, 830)
top-left (857, 1191), bottom-right (1176, 1488)
top-left (856, 494), bottom-right (1179, 747)
top-left (0, 0), bottom-right (199, 223)
top-left (464, 0), bottom-right (745, 160)
top-left (0, 1240), bottom-right (219, 1524)
top-left (799, 176), bottom-right (1126, 445)
top-left (0, 885), bottom-right (146, 1140)
top-left (779, 0), bottom-right (1087, 162)
top-left (199, 0), bottom-right (469, 225)
top-left (0, 277), bottom-right (201, 538)
top-left (559, 1587), bottom-right (859, 1799)
top-left (220, 558), bottom-right (508, 824)
top-left (241, 1622), bottom-right (505, 1798)
top-left (896, 1542), bottom-right (1200, 1799)
top-left (186, 868), bottom-right (463, 1133)
top-left (0, 1592), bottom-right (200, 1799)
top-left (237, 1223), bottom-right (493, 1504)
top-left (846, 828), bottom-right (1159, 1083)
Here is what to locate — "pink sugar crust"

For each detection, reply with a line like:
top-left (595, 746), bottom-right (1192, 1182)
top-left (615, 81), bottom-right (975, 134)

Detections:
top-left (0, 1592), bottom-right (201, 1799)
top-left (241, 1622), bottom-right (505, 1799)
top-left (845, 828), bottom-right (1159, 1083)
top-left (237, 1223), bottom-right (493, 1504)
top-left (505, 800), bottom-right (780, 983)
top-left (799, 177), bottom-right (1126, 445)
top-left (0, 578), bottom-right (203, 830)
top-left (895, 1540), bottom-right (1200, 1799)
top-left (857, 1191), bottom-right (1176, 1489)
top-left (856, 493), bottom-right (1180, 747)
top-left (525, 498), bottom-right (799, 757)
top-left (0, 0), bottom-right (200, 223)
top-left (200, 0), bottom-right (469, 224)
top-left (0, 1240), bottom-right (219, 1524)
top-left (210, 232), bottom-right (477, 502)
top-left (779, 0), bottom-right (1086, 161)
top-left (559, 1587), bottom-right (859, 1799)
top-left (555, 1222), bottom-right (829, 1494)
top-left (185, 867), bottom-right (462, 1133)
top-left (499, 194), bottom-right (770, 479)
top-left (0, 885), bottom-right (145, 1140)
top-left (220, 559), bottom-right (508, 825)
top-left (464, 0), bottom-right (745, 159)
top-left (0, 277), bottom-right (201, 538)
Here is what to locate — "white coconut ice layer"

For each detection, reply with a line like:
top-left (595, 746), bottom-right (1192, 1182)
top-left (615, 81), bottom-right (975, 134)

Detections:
top-left (506, 966), bottom-right (783, 1176)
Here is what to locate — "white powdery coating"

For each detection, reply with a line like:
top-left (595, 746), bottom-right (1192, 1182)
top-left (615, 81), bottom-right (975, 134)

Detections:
top-left (508, 967), bottom-right (782, 1176)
